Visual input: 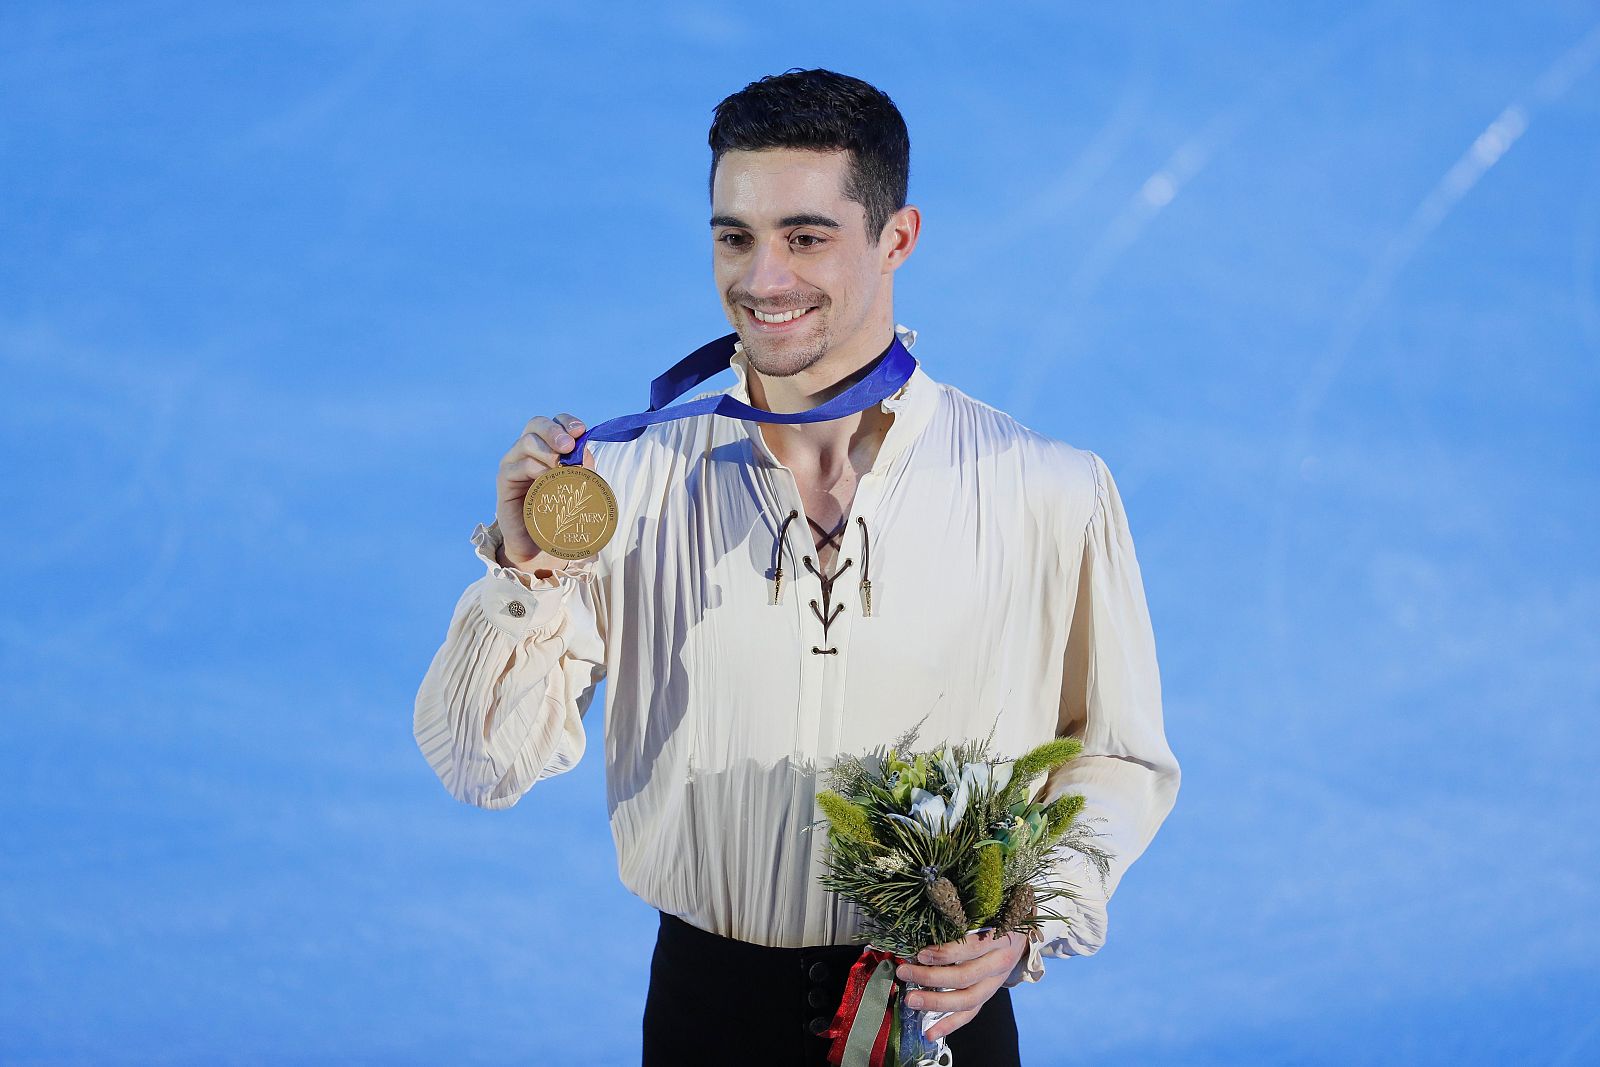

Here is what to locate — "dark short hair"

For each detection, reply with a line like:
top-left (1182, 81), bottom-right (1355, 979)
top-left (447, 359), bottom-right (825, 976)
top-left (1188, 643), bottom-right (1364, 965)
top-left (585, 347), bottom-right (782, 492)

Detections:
top-left (708, 68), bottom-right (910, 241)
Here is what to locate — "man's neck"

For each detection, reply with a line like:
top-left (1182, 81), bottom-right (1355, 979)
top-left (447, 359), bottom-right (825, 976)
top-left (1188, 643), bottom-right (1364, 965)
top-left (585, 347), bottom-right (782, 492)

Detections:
top-left (746, 324), bottom-right (898, 479)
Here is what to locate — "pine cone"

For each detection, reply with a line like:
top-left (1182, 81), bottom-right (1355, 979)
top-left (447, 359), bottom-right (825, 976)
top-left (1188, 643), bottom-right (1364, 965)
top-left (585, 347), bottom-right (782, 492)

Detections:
top-left (993, 882), bottom-right (1036, 936)
top-left (926, 875), bottom-right (969, 929)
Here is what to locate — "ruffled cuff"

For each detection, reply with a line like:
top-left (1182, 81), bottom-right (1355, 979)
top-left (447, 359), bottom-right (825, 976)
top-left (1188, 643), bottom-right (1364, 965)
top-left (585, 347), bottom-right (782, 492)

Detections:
top-left (1003, 927), bottom-right (1048, 988)
top-left (469, 519), bottom-right (597, 639)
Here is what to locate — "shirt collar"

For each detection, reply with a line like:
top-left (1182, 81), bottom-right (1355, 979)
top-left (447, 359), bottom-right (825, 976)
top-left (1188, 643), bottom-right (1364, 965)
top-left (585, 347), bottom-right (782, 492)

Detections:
top-left (725, 322), bottom-right (940, 471)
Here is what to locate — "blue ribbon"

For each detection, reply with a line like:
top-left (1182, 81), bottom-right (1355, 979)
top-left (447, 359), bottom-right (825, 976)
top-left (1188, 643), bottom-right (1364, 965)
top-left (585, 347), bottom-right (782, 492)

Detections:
top-left (560, 331), bottom-right (917, 466)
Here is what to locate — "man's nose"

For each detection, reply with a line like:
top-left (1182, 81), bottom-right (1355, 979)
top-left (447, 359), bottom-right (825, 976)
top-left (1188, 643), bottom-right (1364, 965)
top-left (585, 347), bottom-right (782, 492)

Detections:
top-left (741, 238), bottom-right (797, 296)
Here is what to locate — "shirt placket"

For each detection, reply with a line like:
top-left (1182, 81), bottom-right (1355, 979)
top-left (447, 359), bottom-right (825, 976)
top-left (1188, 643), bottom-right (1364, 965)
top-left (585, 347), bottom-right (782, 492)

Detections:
top-left (736, 343), bottom-right (920, 946)
top-left (772, 466), bottom-right (887, 765)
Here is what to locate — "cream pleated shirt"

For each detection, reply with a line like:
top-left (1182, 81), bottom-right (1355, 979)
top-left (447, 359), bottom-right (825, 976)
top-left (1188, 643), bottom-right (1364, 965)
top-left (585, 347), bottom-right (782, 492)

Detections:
top-left (413, 323), bottom-right (1180, 987)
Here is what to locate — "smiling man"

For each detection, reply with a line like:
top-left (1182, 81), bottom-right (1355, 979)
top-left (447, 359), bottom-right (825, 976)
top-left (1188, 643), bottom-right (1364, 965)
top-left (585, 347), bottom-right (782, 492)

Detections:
top-left (414, 68), bottom-right (1180, 1067)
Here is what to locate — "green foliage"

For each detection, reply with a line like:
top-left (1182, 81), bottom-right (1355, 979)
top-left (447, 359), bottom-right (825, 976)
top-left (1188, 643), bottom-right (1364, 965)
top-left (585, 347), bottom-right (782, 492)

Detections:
top-left (819, 805), bottom-right (980, 955)
top-left (820, 718), bottom-right (928, 800)
top-left (1039, 793), bottom-right (1086, 848)
top-left (883, 750), bottom-right (931, 807)
top-left (816, 790), bottom-right (880, 849)
top-left (1050, 812), bottom-right (1115, 891)
top-left (971, 843), bottom-right (1004, 923)
top-left (813, 719), bottom-right (1115, 957)
top-left (1002, 737), bottom-right (1084, 806)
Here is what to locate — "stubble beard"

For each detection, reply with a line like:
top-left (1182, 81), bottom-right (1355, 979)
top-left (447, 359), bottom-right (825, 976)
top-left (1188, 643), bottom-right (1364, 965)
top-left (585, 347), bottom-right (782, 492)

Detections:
top-left (734, 304), bottom-right (832, 379)
top-left (742, 332), bottom-right (829, 379)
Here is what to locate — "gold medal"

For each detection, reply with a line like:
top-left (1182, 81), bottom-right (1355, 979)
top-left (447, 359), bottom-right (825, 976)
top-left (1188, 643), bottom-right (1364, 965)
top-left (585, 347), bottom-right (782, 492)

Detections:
top-left (522, 465), bottom-right (619, 561)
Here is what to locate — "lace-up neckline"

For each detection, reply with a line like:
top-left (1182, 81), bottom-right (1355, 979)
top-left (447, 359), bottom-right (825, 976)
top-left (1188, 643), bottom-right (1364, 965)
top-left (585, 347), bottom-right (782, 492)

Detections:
top-left (769, 509), bottom-right (875, 654)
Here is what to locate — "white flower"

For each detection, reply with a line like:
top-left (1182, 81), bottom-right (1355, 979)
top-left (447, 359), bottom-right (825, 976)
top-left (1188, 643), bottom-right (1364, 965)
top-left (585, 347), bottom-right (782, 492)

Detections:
top-left (912, 787), bottom-right (951, 833)
top-left (993, 760), bottom-right (1014, 794)
top-left (886, 784), bottom-right (970, 836)
top-left (946, 777), bottom-right (971, 831)
top-left (958, 760), bottom-right (1013, 799)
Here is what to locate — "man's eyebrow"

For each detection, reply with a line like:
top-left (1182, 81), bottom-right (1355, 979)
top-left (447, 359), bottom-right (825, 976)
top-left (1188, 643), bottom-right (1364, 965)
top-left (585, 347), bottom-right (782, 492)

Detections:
top-left (777, 213), bottom-right (840, 229)
top-left (709, 213), bottom-right (842, 229)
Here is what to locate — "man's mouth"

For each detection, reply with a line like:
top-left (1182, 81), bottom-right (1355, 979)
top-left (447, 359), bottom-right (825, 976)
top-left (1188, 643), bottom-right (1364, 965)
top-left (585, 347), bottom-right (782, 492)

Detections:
top-left (744, 304), bottom-right (818, 329)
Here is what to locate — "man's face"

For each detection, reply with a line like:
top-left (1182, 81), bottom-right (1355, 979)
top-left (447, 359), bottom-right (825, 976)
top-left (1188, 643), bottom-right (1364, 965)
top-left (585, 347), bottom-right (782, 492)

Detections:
top-left (710, 148), bottom-right (890, 378)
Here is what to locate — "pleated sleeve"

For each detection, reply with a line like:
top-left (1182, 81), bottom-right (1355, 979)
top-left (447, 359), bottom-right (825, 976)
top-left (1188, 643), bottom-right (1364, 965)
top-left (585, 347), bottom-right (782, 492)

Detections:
top-left (1005, 449), bottom-right (1181, 986)
top-left (412, 516), bottom-right (608, 810)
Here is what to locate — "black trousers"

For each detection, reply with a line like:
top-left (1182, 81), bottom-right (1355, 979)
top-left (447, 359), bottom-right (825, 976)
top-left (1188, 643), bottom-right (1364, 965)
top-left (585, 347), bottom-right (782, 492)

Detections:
top-left (642, 910), bottom-right (1021, 1067)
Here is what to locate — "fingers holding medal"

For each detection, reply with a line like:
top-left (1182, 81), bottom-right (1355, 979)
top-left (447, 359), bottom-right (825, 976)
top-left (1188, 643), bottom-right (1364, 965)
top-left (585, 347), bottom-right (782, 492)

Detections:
top-left (519, 412), bottom-right (618, 563)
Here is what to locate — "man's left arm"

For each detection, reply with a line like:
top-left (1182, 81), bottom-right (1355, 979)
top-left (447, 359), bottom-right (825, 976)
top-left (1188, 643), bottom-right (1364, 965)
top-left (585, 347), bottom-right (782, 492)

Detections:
top-left (1002, 447), bottom-right (1182, 987)
top-left (895, 450), bottom-right (1181, 1036)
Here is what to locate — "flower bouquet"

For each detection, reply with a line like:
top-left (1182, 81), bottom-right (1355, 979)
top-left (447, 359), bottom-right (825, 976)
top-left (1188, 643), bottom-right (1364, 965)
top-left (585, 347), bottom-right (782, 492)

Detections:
top-left (809, 720), bottom-right (1113, 1067)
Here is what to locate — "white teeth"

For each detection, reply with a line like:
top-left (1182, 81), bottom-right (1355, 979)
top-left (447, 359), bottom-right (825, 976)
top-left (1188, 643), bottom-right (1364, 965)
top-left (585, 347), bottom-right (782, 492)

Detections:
top-left (752, 306), bottom-right (812, 324)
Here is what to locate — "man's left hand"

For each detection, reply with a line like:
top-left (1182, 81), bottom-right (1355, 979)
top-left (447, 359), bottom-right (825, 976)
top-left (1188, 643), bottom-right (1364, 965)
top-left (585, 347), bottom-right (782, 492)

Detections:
top-left (893, 929), bottom-right (1029, 1041)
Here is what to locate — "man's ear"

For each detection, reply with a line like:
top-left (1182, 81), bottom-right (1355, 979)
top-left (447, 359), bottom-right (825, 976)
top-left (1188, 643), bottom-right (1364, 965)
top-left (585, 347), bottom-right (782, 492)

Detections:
top-left (881, 204), bottom-right (921, 273)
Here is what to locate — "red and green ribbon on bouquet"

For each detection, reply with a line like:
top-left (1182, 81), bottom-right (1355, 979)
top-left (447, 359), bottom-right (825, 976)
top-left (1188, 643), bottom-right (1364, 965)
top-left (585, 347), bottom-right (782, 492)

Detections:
top-left (823, 946), bottom-right (943, 1067)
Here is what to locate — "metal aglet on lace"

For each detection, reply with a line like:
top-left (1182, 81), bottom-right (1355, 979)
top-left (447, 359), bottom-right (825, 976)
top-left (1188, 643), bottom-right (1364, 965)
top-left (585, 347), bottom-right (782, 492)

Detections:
top-left (771, 509), bottom-right (799, 606)
top-left (856, 516), bottom-right (874, 617)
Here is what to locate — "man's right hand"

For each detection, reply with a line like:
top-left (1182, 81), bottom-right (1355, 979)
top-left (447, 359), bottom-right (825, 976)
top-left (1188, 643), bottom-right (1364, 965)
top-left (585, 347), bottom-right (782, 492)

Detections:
top-left (496, 412), bottom-right (598, 578)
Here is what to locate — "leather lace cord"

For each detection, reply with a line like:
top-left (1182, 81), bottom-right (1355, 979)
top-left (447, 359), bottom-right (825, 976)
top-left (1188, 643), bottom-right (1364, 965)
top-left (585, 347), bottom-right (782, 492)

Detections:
top-left (769, 508), bottom-right (875, 655)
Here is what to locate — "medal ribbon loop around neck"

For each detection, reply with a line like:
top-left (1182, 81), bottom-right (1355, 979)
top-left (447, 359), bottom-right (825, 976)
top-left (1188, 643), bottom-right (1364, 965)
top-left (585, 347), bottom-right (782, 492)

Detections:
top-left (559, 330), bottom-right (917, 465)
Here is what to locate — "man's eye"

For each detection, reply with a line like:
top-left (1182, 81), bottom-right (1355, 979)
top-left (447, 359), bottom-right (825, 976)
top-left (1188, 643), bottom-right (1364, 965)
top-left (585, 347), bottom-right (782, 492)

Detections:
top-left (791, 234), bottom-right (823, 248)
top-left (718, 233), bottom-right (749, 248)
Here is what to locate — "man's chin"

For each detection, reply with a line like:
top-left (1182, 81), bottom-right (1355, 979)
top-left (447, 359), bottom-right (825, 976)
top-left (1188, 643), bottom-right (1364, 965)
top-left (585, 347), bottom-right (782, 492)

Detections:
top-left (737, 331), bottom-right (828, 379)
top-left (746, 350), bottom-right (826, 379)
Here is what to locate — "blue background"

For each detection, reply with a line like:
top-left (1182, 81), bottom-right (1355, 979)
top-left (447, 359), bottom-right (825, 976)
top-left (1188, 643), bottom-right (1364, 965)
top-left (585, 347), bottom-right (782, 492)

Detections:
top-left (4, 2), bottom-right (1598, 1063)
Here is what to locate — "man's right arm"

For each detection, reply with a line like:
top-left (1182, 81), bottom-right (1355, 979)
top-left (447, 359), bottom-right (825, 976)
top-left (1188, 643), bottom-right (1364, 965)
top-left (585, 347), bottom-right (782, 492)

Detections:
top-left (413, 411), bottom-right (608, 810)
